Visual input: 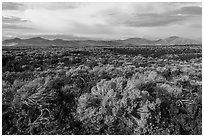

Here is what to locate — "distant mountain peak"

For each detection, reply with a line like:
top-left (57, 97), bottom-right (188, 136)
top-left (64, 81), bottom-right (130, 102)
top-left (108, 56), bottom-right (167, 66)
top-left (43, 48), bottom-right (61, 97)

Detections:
top-left (52, 38), bottom-right (65, 41)
top-left (156, 36), bottom-right (201, 45)
top-left (13, 37), bottom-right (22, 40)
top-left (28, 37), bottom-right (46, 40)
top-left (168, 36), bottom-right (180, 39)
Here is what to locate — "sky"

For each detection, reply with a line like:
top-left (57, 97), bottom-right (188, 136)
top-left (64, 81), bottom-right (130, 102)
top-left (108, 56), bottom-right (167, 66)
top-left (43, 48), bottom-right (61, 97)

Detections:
top-left (2, 2), bottom-right (202, 40)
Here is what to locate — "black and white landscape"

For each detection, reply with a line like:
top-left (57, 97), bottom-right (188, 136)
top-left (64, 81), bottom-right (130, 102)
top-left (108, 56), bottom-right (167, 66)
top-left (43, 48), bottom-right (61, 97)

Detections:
top-left (2, 2), bottom-right (202, 135)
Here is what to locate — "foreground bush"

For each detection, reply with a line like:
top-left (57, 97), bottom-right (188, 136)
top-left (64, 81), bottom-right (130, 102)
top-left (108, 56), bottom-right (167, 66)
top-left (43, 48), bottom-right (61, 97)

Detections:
top-left (76, 72), bottom-right (202, 134)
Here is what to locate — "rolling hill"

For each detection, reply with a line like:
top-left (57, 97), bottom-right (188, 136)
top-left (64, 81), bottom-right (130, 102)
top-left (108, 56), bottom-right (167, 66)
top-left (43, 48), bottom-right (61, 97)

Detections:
top-left (155, 36), bottom-right (201, 45)
top-left (2, 36), bottom-right (201, 47)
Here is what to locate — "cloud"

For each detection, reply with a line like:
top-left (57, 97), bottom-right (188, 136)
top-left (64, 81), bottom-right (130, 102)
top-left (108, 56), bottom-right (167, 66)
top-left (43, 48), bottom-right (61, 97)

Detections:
top-left (68, 21), bottom-right (115, 35)
top-left (2, 16), bottom-right (34, 31)
top-left (3, 23), bottom-right (34, 30)
top-left (123, 13), bottom-right (189, 27)
top-left (174, 2), bottom-right (202, 7)
top-left (104, 5), bottom-right (201, 28)
top-left (2, 16), bottom-right (33, 33)
top-left (2, 2), bottom-right (202, 40)
top-left (42, 2), bottom-right (80, 10)
top-left (2, 2), bottom-right (80, 12)
top-left (2, 16), bottom-right (29, 23)
top-left (2, 2), bottom-right (24, 10)
top-left (2, 24), bottom-right (35, 31)
top-left (173, 6), bottom-right (202, 15)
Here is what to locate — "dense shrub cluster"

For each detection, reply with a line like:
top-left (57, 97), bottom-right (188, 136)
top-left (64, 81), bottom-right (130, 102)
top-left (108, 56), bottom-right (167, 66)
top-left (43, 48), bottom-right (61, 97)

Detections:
top-left (2, 46), bottom-right (202, 134)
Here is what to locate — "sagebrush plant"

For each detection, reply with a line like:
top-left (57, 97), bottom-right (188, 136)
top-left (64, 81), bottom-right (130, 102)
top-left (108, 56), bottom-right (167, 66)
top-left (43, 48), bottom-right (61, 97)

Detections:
top-left (3, 75), bottom-right (80, 135)
top-left (76, 72), bottom-right (162, 134)
top-left (2, 47), bottom-right (202, 135)
top-left (76, 70), bottom-right (202, 134)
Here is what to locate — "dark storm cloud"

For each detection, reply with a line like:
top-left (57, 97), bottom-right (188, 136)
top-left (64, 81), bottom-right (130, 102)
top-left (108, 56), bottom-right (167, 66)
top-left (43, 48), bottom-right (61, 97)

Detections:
top-left (2, 16), bottom-right (29, 23)
top-left (2, 2), bottom-right (24, 10)
top-left (173, 6), bottom-right (202, 15)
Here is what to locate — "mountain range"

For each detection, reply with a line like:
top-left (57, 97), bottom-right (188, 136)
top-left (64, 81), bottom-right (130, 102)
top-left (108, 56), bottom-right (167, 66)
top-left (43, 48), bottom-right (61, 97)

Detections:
top-left (2, 36), bottom-right (201, 47)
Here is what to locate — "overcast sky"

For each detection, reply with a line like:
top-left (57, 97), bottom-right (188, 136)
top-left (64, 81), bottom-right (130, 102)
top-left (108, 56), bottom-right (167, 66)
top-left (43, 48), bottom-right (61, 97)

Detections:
top-left (2, 2), bottom-right (202, 40)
